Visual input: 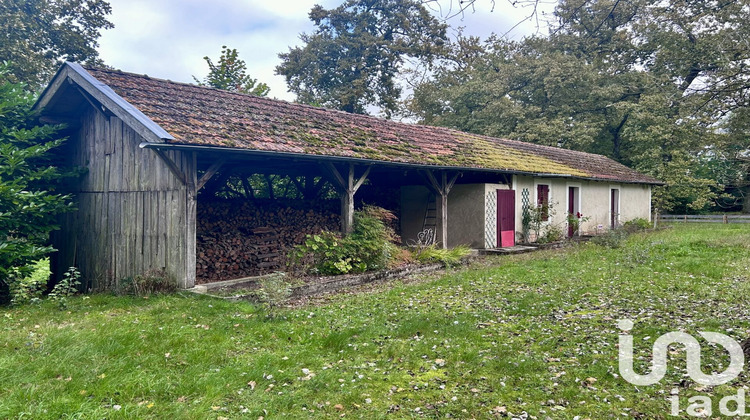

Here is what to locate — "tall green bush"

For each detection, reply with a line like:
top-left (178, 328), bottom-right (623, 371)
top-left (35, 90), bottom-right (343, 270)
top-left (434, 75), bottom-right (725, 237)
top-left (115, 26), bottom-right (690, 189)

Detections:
top-left (0, 67), bottom-right (75, 303)
top-left (8, 258), bottom-right (50, 305)
top-left (291, 206), bottom-right (398, 275)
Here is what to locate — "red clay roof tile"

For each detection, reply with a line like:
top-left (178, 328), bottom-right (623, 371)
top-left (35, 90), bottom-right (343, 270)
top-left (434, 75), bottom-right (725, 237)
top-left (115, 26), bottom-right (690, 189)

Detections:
top-left (86, 67), bottom-right (661, 184)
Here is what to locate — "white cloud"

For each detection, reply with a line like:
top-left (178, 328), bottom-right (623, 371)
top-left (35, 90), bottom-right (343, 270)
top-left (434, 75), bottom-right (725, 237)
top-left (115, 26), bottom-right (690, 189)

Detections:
top-left (98, 0), bottom-right (337, 100)
top-left (96, 0), bottom-right (555, 102)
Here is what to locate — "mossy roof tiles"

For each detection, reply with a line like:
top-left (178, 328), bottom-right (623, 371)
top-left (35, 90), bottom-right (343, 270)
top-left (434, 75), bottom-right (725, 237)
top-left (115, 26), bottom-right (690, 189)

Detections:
top-left (86, 67), bottom-right (661, 184)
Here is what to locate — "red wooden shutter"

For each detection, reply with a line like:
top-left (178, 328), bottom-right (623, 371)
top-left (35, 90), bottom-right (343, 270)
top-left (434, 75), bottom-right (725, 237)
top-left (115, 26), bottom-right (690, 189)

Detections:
top-left (537, 184), bottom-right (549, 221)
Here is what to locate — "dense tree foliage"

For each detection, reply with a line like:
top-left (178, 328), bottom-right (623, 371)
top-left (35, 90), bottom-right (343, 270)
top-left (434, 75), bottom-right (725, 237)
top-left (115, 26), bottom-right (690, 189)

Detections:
top-left (0, 0), bottom-right (113, 89)
top-left (194, 46), bottom-right (270, 96)
top-left (0, 70), bottom-right (75, 302)
top-left (276, 0), bottom-right (447, 116)
top-left (409, 0), bottom-right (750, 213)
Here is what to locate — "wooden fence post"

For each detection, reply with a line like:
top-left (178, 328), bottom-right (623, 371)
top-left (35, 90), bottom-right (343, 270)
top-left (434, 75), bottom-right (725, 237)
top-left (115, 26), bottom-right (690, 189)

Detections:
top-left (723, 214), bottom-right (728, 224)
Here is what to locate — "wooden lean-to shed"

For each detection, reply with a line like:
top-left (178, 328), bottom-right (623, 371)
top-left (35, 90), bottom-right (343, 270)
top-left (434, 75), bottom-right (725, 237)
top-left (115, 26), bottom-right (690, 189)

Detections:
top-left (36, 63), bottom-right (662, 290)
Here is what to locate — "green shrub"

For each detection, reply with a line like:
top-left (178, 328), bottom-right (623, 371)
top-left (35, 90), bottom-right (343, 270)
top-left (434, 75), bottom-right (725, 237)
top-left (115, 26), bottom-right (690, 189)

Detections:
top-left (293, 230), bottom-right (350, 275)
top-left (0, 68), bottom-right (76, 304)
top-left (413, 245), bottom-right (471, 267)
top-left (537, 224), bottom-right (565, 244)
top-left (526, 201), bottom-right (556, 242)
top-left (622, 217), bottom-right (651, 233)
top-left (590, 228), bottom-right (628, 249)
top-left (48, 267), bottom-right (81, 309)
top-left (291, 206), bottom-right (398, 275)
top-left (118, 269), bottom-right (178, 296)
top-left (8, 258), bottom-right (50, 305)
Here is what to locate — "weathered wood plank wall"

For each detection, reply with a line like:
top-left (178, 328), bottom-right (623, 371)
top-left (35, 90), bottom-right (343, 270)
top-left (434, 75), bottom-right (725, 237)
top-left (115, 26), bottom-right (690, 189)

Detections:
top-left (51, 107), bottom-right (196, 290)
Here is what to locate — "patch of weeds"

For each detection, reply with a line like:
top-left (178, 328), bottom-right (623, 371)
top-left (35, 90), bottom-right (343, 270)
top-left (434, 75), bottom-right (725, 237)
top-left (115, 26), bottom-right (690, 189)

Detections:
top-left (256, 272), bottom-right (293, 317)
top-left (413, 245), bottom-right (471, 267)
top-left (622, 217), bottom-right (651, 233)
top-left (590, 228), bottom-right (628, 248)
top-left (536, 223), bottom-right (565, 244)
top-left (620, 241), bottom-right (665, 270)
top-left (118, 269), bottom-right (178, 296)
top-left (48, 267), bottom-right (81, 309)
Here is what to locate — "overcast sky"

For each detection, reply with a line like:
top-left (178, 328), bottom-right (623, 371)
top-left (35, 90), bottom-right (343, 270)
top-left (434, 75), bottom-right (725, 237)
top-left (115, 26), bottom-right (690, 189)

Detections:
top-left (97, 0), bottom-right (555, 102)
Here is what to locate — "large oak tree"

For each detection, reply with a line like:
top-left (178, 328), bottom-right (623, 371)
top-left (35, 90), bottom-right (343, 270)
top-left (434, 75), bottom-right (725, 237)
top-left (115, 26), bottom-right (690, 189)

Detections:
top-left (276, 0), bottom-right (447, 117)
top-left (0, 0), bottom-right (113, 90)
top-left (409, 0), bottom-right (750, 213)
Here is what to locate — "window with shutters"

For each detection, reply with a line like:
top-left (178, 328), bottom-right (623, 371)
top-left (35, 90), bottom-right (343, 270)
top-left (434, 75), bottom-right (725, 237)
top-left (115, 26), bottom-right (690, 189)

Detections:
top-left (537, 184), bottom-right (550, 222)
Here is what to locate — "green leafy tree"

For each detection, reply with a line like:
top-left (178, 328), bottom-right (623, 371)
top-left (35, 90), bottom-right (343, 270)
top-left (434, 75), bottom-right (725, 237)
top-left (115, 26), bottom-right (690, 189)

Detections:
top-left (409, 0), bottom-right (750, 212)
top-left (0, 69), bottom-right (75, 303)
top-left (706, 110), bottom-right (750, 213)
top-left (0, 0), bottom-right (114, 89)
top-left (276, 0), bottom-right (447, 116)
top-left (194, 46), bottom-right (270, 96)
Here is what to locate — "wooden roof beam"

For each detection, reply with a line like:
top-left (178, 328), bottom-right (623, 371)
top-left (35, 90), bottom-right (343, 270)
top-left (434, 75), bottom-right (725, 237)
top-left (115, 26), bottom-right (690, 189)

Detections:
top-left (196, 158), bottom-right (226, 192)
top-left (324, 162), bottom-right (372, 234)
top-left (152, 149), bottom-right (187, 186)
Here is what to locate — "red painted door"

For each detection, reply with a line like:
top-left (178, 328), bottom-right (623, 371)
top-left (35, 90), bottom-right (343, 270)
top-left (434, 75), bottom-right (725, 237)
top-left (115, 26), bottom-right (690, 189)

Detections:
top-left (497, 189), bottom-right (515, 248)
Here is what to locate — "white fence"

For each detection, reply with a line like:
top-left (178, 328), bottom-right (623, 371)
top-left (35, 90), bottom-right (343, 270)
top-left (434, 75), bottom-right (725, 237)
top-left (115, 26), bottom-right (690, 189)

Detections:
top-left (657, 214), bottom-right (750, 224)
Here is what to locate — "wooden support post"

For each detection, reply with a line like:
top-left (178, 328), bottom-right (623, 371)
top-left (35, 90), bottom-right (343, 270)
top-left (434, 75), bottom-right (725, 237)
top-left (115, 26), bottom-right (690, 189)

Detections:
top-left (290, 175), bottom-right (324, 200)
top-left (290, 176), bottom-right (306, 199)
top-left (241, 177), bottom-right (255, 199)
top-left (185, 152), bottom-right (198, 289)
top-left (202, 171), bottom-right (230, 198)
top-left (282, 176), bottom-right (292, 198)
top-left (263, 174), bottom-right (275, 199)
top-left (343, 167), bottom-right (355, 234)
top-left (324, 162), bottom-right (371, 234)
top-left (305, 175), bottom-right (317, 199)
top-left (422, 170), bottom-right (459, 249)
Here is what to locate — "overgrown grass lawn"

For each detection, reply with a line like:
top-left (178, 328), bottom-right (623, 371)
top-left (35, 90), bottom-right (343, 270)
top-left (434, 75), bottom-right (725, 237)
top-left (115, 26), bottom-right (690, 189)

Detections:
top-left (2, 225), bottom-right (749, 418)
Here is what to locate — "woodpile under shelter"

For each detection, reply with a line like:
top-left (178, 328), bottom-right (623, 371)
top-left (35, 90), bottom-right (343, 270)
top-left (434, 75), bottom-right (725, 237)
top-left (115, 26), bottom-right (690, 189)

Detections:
top-left (35, 63), bottom-right (661, 290)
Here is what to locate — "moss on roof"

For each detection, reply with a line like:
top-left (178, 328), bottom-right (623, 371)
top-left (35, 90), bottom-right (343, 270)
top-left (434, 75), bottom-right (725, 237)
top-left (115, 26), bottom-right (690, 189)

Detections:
top-left (83, 67), bottom-right (660, 184)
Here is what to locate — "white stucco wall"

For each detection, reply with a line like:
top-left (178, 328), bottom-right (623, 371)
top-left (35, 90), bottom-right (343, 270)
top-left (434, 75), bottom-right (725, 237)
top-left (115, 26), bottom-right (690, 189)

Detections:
top-left (446, 184), bottom-right (486, 248)
top-left (619, 183), bottom-right (652, 222)
top-left (400, 185), bottom-right (432, 246)
top-left (513, 175), bottom-right (652, 236)
top-left (401, 183), bottom-right (509, 249)
top-left (402, 178), bottom-right (652, 248)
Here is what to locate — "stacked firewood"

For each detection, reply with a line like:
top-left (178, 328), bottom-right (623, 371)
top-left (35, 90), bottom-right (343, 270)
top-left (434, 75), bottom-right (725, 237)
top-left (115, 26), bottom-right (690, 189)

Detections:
top-left (196, 199), bottom-right (339, 283)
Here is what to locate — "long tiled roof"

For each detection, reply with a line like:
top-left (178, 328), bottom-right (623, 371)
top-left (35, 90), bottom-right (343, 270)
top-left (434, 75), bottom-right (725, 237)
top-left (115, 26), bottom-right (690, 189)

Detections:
top-left (85, 67), bottom-right (660, 184)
